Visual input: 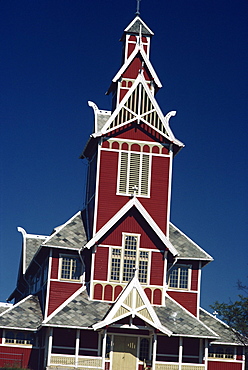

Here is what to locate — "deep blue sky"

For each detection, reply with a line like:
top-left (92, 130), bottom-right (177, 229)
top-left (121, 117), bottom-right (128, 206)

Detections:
top-left (0, 0), bottom-right (247, 311)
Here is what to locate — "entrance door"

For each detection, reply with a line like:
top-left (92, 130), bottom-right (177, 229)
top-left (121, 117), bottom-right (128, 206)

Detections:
top-left (112, 335), bottom-right (137, 370)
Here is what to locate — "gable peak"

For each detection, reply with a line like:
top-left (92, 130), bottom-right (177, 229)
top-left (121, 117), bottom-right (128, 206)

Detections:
top-left (124, 16), bottom-right (154, 37)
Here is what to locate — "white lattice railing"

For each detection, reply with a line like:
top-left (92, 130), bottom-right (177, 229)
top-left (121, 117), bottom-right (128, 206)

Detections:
top-left (155, 363), bottom-right (205, 370)
top-left (50, 354), bottom-right (102, 368)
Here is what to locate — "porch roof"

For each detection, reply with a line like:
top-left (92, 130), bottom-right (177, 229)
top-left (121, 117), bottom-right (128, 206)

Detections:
top-left (0, 295), bottom-right (43, 330)
top-left (199, 308), bottom-right (246, 345)
top-left (155, 296), bottom-right (218, 339)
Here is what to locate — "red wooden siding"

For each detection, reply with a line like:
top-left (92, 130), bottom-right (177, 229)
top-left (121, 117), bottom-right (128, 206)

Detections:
top-left (167, 291), bottom-right (198, 316)
top-left (145, 288), bottom-right (152, 302)
top-left (122, 54), bottom-right (151, 81)
top-left (114, 285), bottom-right (123, 299)
top-left (191, 262), bottom-right (199, 291)
top-left (96, 150), bottom-right (126, 231)
top-left (208, 362), bottom-right (242, 370)
top-left (93, 247), bottom-right (109, 281)
top-left (104, 284), bottom-right (113, 301)
top-left (50, 250), bottom-right (59, 279)
top-left (153, 288), bottom-right (162, 304)
top-left (47, 281), bottom-right (81, 316)
top-left (100, 208), bottom-right (165, 251)
top-left (150, 251), bottom-right (164, 286)
top-left (0, 346), bottom-right (38, 369)
top-left (94, 283), bottom-right (103, 300)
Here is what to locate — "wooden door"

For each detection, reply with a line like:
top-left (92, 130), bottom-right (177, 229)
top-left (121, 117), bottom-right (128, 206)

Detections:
top-left (112, 335), bottom-right (137, 370)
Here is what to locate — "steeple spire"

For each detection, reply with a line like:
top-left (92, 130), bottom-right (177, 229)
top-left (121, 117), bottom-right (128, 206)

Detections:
top-left (136, 0), bottom-right (141, 15)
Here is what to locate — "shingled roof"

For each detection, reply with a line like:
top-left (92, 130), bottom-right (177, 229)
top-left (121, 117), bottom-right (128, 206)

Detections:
top-left (154, 296), bottom-right (218, 339)
top-left (0, 295), bottom-right (43, 330)
top-left (45, 289), bottom-right (110, 328)
top-left (44, 211), bottom-right (87, 249)
top-left (200, 308), bottom-right (246, 345)
top-left (169, 223), bottom-right (213, 263)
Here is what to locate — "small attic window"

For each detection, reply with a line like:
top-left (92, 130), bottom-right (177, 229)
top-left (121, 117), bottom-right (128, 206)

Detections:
top-left (59, 255), bottom-right (82, 282)
top-left (168, 265), bottom-right (191, 290)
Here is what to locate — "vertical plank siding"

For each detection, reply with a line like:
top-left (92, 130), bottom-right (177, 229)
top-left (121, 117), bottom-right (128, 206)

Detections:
top-left (93, 246), bottom-right (109, 281)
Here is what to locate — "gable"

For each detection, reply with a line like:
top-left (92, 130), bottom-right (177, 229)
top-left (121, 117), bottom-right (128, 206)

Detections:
top-left (102, 76), bottom-right (174, 140)
top-left (92, 277), bottom-right (172, 335)
top-left (99, 208), bottom-right (166, 252)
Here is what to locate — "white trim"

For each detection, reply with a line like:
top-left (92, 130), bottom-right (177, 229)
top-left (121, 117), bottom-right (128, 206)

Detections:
top-left (82, 197), bottom-right (178, 257)
top-left (47, 327), bottom-right (53, 366)
top-left (0, 294), bottom-right (32, 318)
top-left (92, 141), bottom-right (101, 237)
top-left (179, 337), bottom-right (183, 370)
top-left (166, 146), bottom-right (173, 237)
top-left (43, 285), bottom-right (86, 324)
top-left (44, 249), bottom-right (52, 320)
top-left (92, 276), bottom-right (172, 336)
top-left (197, 261), bottom-right (202, 319)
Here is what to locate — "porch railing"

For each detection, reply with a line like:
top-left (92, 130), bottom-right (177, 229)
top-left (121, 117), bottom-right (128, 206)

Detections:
top-left (155, 363), bottom-right (205, 370)
top-left (50, 354), bottom-right (102, 368)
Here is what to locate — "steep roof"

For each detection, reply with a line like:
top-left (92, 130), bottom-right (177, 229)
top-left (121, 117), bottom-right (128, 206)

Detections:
top-left (44, 288), bottom-right (110, 328)
top-left (169, 223), bottom-right (213, 263)
top-left (44, 211), bottom-right (87, 249)
top-left (124, 16), bottom-right (154, 36)
top-left (155, 296), bottom-right (218, 339)
top-left (200, 308), bottom-right (246, 345)
top-left (0, 295), bottom-right (43, 330)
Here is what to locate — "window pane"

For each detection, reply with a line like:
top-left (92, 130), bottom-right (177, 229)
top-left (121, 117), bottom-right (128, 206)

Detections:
top-left (122, 235), bottom-right (137, 282)
top-left (138, 251), bottom-right (148, 284)
top-left (61, 257), bottom-right (81, 281)
top-left (110, 249), bottom-right (121, 281)
top-left (61, 257), bottom-right (71, 279)
top-left (139, 338), bottom-right (149, 361)
top-left (179, 267), bottom-right (188, 289)
top-left (169, 268), bottom-right (178, 288)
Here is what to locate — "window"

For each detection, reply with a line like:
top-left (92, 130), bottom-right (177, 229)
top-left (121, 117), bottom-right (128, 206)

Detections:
top-left (168, 265), bottom-right (190, 290)
top-left (60, 256), bottom-right (82, 281)
top-left (110, 234), bottom-right (150, 284)
top-left (208, 346), bottom-right (234, 359)
top-left (5, 331), bottom-right (34, 346)
top-left (139, 338), bottom-right (150, 361)
top-left (118, 151), bottom-right (150, 196)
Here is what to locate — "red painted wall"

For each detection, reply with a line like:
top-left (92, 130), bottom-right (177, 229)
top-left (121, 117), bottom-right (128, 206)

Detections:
top-left (0, 346), bottom-right (38, 369)
top-left (96, 146), bottom-right (171, 235)
top-left (191, 262), bottom-right (199, 291)
top-left (208, 362), bottom-right (242, 370)
top-left (93, 247), bottom-right (109, 281)
top-left (150, 251), bottom-right (164, 286)
top-left (167, 291), bottom-right (198, 316)
top-left (47, 281), bottom-right (81, 316)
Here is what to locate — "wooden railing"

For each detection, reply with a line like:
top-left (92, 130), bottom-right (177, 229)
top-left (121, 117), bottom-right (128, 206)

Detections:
top-left (155, 363), bottom-right (205, 370)
top-left (50, 354), bottom-right (102, 368)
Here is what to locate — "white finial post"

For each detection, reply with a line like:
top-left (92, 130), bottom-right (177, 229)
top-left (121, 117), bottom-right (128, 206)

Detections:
top-left (136, 0), bottom-right (141, 15)
top-left (132, 185), bottom-right (138, 197)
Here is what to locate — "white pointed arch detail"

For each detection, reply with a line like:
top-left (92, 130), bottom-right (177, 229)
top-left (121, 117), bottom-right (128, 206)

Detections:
top-left (92, 276), bottom-right (172, 335)
top-left (99, 73), bottom-right (177, 142)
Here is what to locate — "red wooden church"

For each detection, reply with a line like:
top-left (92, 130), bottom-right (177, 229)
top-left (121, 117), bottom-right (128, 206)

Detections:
top-left (0, 13), bottom-right (245, 370)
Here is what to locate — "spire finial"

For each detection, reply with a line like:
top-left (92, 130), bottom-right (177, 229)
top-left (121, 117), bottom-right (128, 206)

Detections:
top-left (136, 0), bottom-right (141, 15)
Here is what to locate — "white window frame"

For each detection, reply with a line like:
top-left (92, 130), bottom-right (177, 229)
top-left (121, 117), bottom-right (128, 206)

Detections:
top-left (168, 264), bottom-right (191, 290)
top-left (117, 151), bottom-right (151, 198)
top-left (59, 254), bottom-right (83, 282)
top-left (109, 233), bottom-right (151, 284)
top-left (3, 330), bottom-right (35, 347)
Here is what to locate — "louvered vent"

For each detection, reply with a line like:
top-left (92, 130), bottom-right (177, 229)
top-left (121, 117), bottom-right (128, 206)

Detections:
top-left (106, 82), bottom-right (169, 137)
top-left (118, 152), bottom-right (150, 197)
